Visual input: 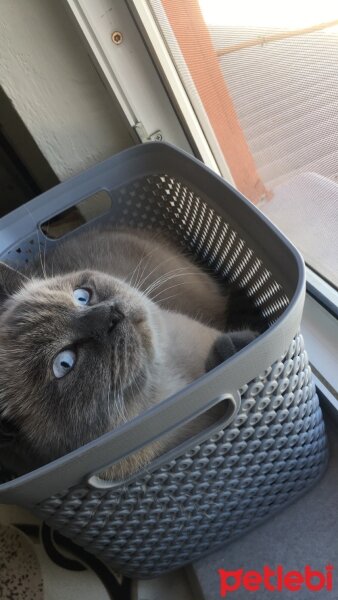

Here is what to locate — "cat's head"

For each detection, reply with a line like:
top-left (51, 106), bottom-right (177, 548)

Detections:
top-left (0, 262), bottom-right (160, 474)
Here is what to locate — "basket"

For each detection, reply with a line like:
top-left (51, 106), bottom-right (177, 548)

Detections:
top-left (0, 142), bottom-right (328, 578)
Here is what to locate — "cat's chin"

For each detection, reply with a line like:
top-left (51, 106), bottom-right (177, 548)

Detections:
top-left (103, 314), bottom-right (154, 398)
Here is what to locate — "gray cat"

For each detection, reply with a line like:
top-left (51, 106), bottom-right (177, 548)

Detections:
top-left (0, 228), bottom-right (256, 479)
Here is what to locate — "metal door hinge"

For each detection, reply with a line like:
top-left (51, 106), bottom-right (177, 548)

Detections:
top-left (134, 122), bottom-right (163, 143)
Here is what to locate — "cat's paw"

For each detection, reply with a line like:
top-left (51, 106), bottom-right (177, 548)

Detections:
top-left (206, 329), bottom-right (259, 372)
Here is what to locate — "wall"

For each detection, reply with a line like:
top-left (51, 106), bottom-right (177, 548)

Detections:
top-left (0, 0), bottom-right (133, 181)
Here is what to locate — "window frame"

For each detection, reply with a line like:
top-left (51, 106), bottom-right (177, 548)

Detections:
top-left (64, 0), bottom-right (224, 175)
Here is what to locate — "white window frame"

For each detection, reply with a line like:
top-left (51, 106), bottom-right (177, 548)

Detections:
top-left (64, 0), bottom-right (223, 175)
top-left (302, 268), bottom-right (338, 420)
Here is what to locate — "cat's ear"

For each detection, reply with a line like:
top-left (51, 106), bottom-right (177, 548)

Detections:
top-left (0, 262), bottom-right (26, 304)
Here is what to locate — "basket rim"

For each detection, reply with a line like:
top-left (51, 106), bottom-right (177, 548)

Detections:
top-left (0, 142), bottom-right (305, 505)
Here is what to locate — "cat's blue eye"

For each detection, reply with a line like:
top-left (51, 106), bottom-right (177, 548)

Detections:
top-left (53, 349), bottom-right (76, 379)
top-left (73, 288), bottom-right (91, 306)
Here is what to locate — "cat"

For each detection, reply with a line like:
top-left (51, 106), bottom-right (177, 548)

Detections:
top-left (0, 227), bottom-right (257, 479)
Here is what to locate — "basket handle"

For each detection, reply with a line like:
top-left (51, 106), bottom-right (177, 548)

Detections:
top-left (0, 362), bottom-right (244, 505)
top-left (86, 391), bottom-right (240, 490)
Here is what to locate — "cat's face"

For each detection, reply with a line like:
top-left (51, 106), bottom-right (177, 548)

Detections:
top-left (0, 266), bottom-right (159, 472)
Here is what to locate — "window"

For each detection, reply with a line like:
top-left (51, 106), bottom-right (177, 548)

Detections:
top-left (134, 0), bottom-right (338, 290)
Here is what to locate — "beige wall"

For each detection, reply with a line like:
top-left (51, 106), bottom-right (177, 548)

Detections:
top-left (0, 0), bottom-right (133, 181)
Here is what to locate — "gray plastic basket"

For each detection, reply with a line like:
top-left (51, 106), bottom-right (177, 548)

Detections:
top-left (0, 143), bottom-right (328, 578)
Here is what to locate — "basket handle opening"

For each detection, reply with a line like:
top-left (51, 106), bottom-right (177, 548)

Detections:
top-left (40, 190), bottom-right (111, 239)
top-left (86, 392), bottom-right (240, 490)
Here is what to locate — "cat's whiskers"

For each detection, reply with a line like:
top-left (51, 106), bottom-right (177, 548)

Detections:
top-left (43, 236), bottom-right (48, 280)
top-left (128, 249), bottom-right (151, 288)
top-left (114, 355), bottom-right (128, 425)
top-left (155, 293), bottom-right (179, 304)
top-left (136, 257), bottom-right (181, 293)
top-left (143, 267), bottom-right (192, 296)
top-left (131, 247), bottom-right (162, 291)
top-left (114, 390), bottom-right (123, 425)
top-left (145, 274), bottom-right (198, 305)
top-left (0, 262), bottom-right (32, 299)
top-left (130, 230), bottom-right (173, 291)
top-left (142, 265), bottom-right (190, 292)
top-left (22, 205), bottom-right (48, 280)
top-left (106, 378), bottom-right (112, 420)
top-left (131, 372), bottom-right (144, 404)
top-left (122, 340), bottom-right (129, 424)
top-left (149, 276), bottom-right (198, 302)
top-left (134, 254), bottom-right (156, 292)
top-left (128, 234), bottom-right (165, 290)
top-left (114, 378), bottom-right (124, 425)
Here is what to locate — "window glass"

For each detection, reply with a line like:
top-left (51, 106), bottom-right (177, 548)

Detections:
top-left (148, 0), bottom-right (338, 288)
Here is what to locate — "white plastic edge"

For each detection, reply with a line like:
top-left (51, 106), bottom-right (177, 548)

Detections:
top-left (301, 292), bottom-right (338, 408)
top-left (129, 0), bottom-right (228, 177)
top-left (64, 0), bottom-right (191, 153)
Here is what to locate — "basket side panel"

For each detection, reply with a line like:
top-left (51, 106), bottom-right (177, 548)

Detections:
top-left (35, 334), bottom-right (328, 578)
top-left (110, 174), bottom-right (290, 324)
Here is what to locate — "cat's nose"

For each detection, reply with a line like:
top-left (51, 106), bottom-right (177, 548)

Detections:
top-left (108, 305), bottom-right (125, 332)
top-left (75, 303), bottom-right (125, 339)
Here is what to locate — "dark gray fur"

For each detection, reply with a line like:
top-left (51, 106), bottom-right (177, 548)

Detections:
top-left (0, 228), bottom-right (257, 479)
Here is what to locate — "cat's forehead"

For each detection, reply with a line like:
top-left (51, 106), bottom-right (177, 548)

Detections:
top-left (4, 273), bottom-right (85, 327)
top-left (1, 269), bottom-right (145, 334)
top-left (0, 277), bottom-right (76, 348)
top-left (16, 269), bottom-right (104, 302)
top-left (16, 275), bottom-right (76, 307)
